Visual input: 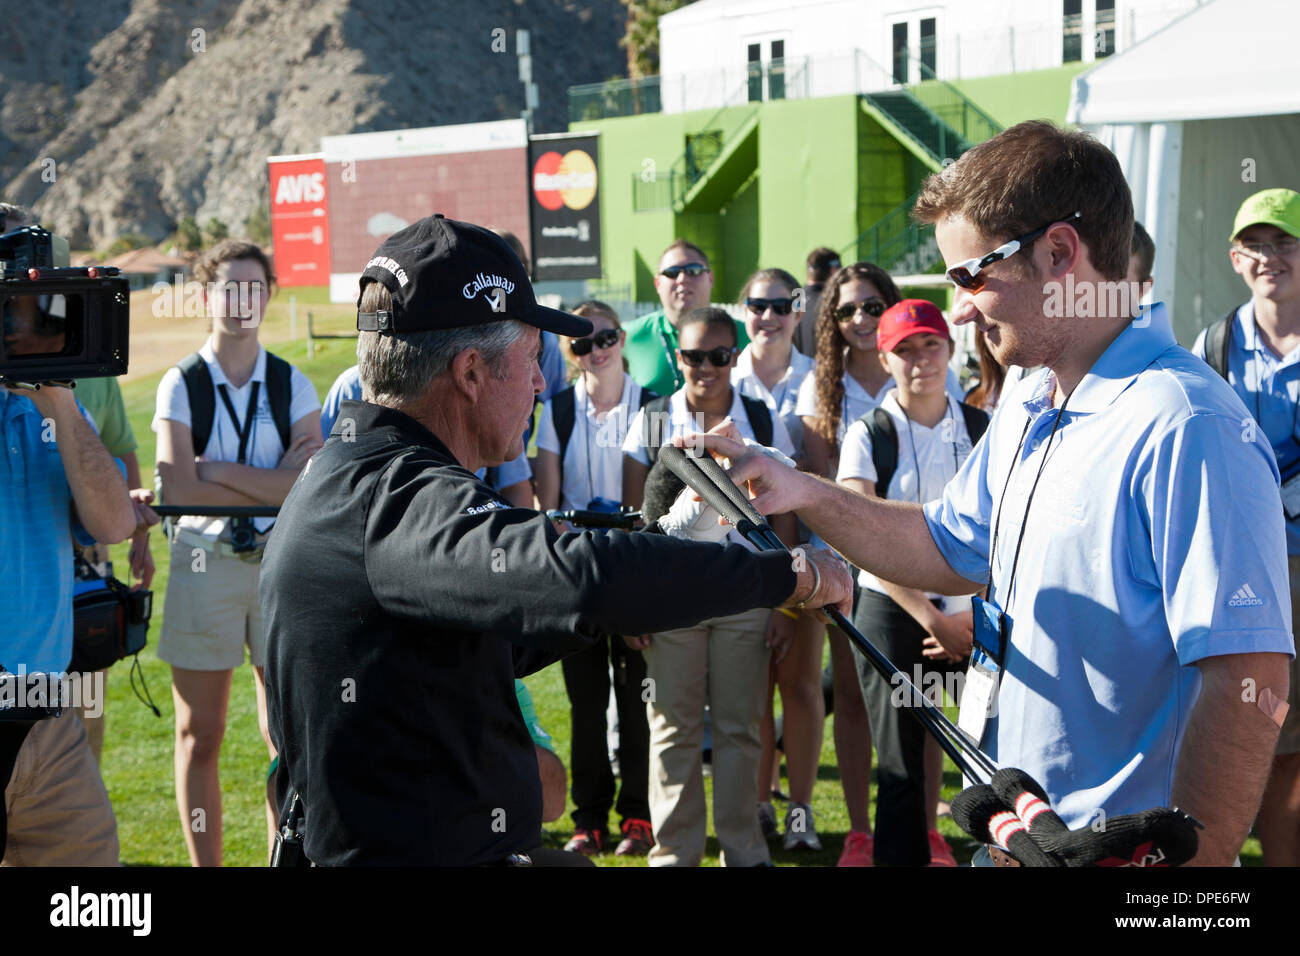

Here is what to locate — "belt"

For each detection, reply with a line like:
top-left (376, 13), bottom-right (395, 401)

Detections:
top-left (173, 527), bottom-right (268, 563)
top-left (0, 706), bottom-right (59, 723)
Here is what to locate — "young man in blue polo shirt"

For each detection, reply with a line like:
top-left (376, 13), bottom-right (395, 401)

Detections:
top-left (1192, 187), bottom-right (1300, 866)
top-left (697, 121), bottom-right (1293, 867)
top-left (1, 378), bottom-right (137, 865)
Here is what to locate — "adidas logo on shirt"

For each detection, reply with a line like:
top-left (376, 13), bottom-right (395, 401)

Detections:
top-left (1227, 584), bottom-right (1266, 608)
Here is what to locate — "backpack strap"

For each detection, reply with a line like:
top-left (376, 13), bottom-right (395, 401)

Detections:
top-left (177, 352), bottom-right (216, 457)
top-left (1204, 310), bottom-right (1235, 382)
top-left (553, 386), bottom-right (577, 462)
top-left (862, 407), bottom-right (898, 499)
top-left (958, 401), bottom-right (990, 447)
top-left (739, 394), bottom-right (774, 449)
top-left (177, 350), bottom-right (295, 455)
top-left (642, 395), bottom-right (672, 466)
top-left (264, 352), bottom-right (294, 450)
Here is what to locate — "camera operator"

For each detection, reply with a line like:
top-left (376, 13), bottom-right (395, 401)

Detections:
top-left (0, 361), bottom-right (137, 864)
top-left (1, 203), bottom-right (156, 767)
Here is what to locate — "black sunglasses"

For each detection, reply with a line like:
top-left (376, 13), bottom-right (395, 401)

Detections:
top-left (569, 327), bottom-right (620, 356)
top-left (678, 346), bottom-right (736, 369)
top-left (834, 298), bottom-right (886, 321)
top-left (660, 263), bottom-right (708, 279)
top-left (946, 211), bottom-right (1082, 291)
top-left (746, 297), bottom-right (794, 316)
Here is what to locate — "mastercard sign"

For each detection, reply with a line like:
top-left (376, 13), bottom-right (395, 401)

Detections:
top-left (528, 134), bottom-right (601, 280)
top-left (532, 150), bottom-right (597, 211)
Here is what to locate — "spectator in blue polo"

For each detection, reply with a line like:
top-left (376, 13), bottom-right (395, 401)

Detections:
top-left (1192, 186), bottom-right (1300, 867)
top-left (696, 122), bottom-right (1293, 867)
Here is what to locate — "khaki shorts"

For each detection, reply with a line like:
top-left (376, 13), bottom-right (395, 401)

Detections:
top-left (158, 534), bottom-right (268, 671)
top-left (2, 708), bottom-right (119, 866)
top-left (1278, 556), bottom-right (1300, 754)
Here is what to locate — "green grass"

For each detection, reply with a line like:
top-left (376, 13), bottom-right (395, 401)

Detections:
top-left (99, 289), bottom-right (1264, 866)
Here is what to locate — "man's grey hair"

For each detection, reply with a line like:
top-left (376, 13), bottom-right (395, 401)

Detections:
top-left (356, 280), bottom-right (528, 406)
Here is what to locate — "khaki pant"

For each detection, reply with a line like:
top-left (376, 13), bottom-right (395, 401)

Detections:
top-left (643, 606), bottom-right (772, 867)
top-left (2, 708), bottom-right (119, 866)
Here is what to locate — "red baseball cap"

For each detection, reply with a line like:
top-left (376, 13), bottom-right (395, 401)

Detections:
top-left (876, 299), bottom-right (951, 354)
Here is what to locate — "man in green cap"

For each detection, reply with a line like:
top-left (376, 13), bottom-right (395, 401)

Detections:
top-left (1192, 186), bottom-right (1300, 866)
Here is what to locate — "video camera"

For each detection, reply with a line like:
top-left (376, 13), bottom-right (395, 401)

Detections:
top-left (0, 213), bottom-right (130, 385)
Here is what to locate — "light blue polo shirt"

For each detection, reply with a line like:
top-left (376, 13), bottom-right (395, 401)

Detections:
top-left (0, 389), bottom-right (97, 676)
top-left (1191, 300), bottom-right (1300, 556)
top-left (925, 302), bottom-right (1294, 829)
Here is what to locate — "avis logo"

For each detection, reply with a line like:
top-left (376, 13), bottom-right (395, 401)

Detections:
top-left (275, 172), bottom-right (325, 205)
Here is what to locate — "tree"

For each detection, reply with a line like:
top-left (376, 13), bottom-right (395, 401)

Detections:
top-left (177, 215), bottom-right (202, 253)
top-left (620, 0), bottom-right (696, 78)
top-left (245, 205), bottom-right (271, 246)
top-left (203, 217), bottom-right (229, 246)
top-left (105, 233), bottom-right (151, 257)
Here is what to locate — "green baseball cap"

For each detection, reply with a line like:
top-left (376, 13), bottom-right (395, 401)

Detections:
top-left (1231, 188), bottom-right (1300, 241)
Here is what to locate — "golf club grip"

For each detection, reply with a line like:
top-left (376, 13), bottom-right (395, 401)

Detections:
top-left (691, 450), bottom-right (767, 527)
top-left (658, 444), bottom-right (760, 531)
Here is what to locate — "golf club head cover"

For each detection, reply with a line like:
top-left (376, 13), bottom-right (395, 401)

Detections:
top-left (990, 767), bottom-right (1199, 867)
top-left (951, 783), bottom-right (1062, 866)
top-left (991, 767), bottom-right (1070, 843)
top-left (1030, 806), bottom-right (1200, 868)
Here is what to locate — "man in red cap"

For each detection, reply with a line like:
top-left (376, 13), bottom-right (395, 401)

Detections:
top-left (835, 299), bottom-right (989, 866)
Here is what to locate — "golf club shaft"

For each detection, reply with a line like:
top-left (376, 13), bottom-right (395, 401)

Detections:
top-left (657, 444), bottom-right (997, 782)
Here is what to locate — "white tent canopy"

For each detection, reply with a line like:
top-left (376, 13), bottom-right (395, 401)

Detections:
top-left (1068, 0), bottom-right (1300, 126)
top-left (1067, 0), bottom-right (1300, 345)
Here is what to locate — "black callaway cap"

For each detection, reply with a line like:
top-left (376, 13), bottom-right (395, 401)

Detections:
top-left (356, 214), bottom-right (592, 337)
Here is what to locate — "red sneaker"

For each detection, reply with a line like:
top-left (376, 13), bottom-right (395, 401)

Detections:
top-left (564, 827), bottom-right (608, 856)
top-left (928, 829), bottom-right (958, 867)
top-left (837, 830), bottom-right (874, 867)
top-left (615, 818), bottom-right (655, 856)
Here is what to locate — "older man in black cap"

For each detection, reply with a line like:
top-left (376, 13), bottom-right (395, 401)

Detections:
top-left (261, 215), bottom-right (851, 866)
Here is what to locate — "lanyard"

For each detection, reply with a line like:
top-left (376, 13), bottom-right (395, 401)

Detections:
top-left (902, 400), bottom-right (959, 501)
top-left (986, 387), bottom-right (1073, 608)
top-left (659, 323), bottom-right (684, 392)
top-left (1250, 348), bottom-right (1300, 462)
top-left (216, 381), bottom-right (260, 465)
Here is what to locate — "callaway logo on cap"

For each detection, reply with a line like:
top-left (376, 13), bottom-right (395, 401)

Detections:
top-left (356, 214), bottom-right (591, 337)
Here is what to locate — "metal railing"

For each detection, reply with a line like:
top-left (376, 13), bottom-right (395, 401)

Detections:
top-left (568, 75), bottom-right (662, 123)
top-left (902, 51), bottom-right (1003, 147)
top-left (842, 189), bottom-right (941, 275)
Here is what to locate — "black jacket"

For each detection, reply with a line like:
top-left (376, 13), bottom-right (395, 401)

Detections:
top-left (261, 400), bottom-right (796, 865)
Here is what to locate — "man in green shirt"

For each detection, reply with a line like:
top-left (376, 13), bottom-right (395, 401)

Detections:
top-left (622, 240), bottom-right (749, 396)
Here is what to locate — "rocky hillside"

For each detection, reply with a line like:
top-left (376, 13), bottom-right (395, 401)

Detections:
top-left (0, 0), bottom-right (627, 248)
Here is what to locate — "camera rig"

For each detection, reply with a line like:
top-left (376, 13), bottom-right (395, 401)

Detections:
top-left (0, 219), bottom-right (131, 386)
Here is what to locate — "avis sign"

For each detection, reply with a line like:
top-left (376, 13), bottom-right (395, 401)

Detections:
top-left (267, 154), bottom-right (331, 286)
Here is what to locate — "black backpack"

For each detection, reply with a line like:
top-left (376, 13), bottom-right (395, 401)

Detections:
top-left (552, 383), bottom-right (659, 462)
top-left (1202, 309), bottom-right (1239, 382)
top-left (641, 391), bottom-right (773, 465)
top-left (860, 402), bottom-right (989, 499)
top-left (176, 350), bottom-right (294, 456)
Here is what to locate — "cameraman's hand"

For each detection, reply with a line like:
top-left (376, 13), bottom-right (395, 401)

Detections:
top-left (278, 433), bottom-right (322, 471)
top-left (5, 381), bottom-right (75, 418)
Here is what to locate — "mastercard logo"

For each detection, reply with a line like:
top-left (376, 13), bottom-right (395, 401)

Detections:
top-left (532, 150), bottom-right (597, 211)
